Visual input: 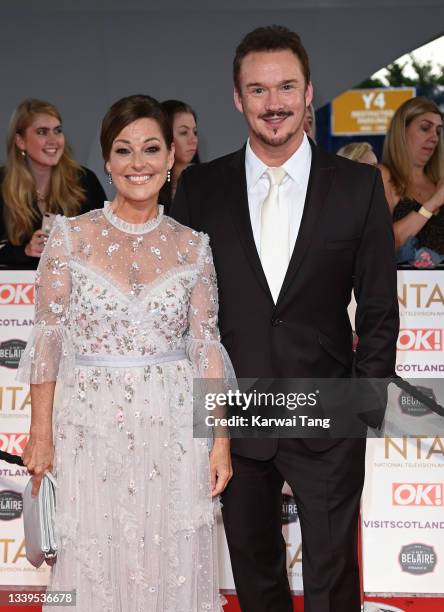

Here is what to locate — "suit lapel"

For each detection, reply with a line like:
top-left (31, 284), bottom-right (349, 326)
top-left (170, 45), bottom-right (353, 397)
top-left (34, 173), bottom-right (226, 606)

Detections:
top-left (276, 143), bottom-right (335, 307)
top-left (226, 148), bottom-right (273, 300)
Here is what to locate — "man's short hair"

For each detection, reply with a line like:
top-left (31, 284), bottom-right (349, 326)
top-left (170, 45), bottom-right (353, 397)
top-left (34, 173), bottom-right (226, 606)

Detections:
top-left (233, 25), bottom-right (311, 92)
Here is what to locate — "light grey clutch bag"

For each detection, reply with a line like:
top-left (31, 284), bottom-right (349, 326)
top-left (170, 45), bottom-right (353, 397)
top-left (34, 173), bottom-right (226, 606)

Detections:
top-left (22, 472), bottom-right (58, 568)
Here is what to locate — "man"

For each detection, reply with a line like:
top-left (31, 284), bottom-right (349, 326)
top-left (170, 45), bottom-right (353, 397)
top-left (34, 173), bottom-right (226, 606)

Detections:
top-left (171, 26), bottom-right (399, 612)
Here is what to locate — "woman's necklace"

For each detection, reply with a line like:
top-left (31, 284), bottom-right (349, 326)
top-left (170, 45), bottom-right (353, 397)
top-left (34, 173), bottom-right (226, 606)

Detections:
top-left (36, 189), bottom-right (47, 214)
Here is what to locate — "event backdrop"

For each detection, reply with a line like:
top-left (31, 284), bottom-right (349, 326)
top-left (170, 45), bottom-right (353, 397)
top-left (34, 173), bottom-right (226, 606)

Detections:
top-left (0, 269), bottom-right (443, 594)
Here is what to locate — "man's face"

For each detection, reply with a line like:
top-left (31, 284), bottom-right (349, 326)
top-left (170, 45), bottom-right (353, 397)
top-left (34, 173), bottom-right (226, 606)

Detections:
top-left (234, 49), bottom-right (313, 150)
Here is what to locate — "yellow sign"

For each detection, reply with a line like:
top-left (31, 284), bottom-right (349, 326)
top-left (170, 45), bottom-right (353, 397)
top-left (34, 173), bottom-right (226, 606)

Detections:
top-left (331, 87), bottom-right (416, 135)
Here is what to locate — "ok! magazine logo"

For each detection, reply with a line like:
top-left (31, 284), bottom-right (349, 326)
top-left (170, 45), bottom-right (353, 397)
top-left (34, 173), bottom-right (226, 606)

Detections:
top-left (397, 328), bottom-right (443, 351)
top-left (0, 283), bottom-right (35, 306)
top-left (392, 483), bottom-right (444, 507)
top-left (0, 433), bottom-right (30, 455)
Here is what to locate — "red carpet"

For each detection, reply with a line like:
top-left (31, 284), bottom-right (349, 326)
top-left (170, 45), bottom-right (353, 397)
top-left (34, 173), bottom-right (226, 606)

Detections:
top-left (4, 595), bottom-right (444, 611)
top-left (224, 595), bottom-right (444, 611)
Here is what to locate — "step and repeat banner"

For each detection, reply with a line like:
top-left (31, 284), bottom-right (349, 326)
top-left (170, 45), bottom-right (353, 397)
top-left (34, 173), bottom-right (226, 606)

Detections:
top-left (361, 271), bottom-right (444, 596)
top-left (0, 271), bottom-right (48, 585)
top-left (0, 269), bottom-right (443, 597)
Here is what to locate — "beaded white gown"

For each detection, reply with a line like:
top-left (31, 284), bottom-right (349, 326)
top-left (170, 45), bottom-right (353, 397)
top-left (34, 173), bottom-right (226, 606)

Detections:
top-left (17, 203), bottom-right (234, 612)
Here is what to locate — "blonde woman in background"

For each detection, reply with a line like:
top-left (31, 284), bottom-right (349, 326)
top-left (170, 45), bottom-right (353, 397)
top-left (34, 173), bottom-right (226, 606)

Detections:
top-left (337, 141), bottom-right (377, 165)
top-left (0, 98), bottom-right (106, 268)
top-left (378, 96), bottom-right (444, 258)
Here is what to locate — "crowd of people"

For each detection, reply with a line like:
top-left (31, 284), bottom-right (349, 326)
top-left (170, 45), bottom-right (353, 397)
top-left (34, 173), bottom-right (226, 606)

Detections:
top-left (0, 91), bottom-right (443, 269)
top-left (0, 96), bottom-right (201, 267)
top-left (0, 20), bottom-right (441, 612)
top-left (335, 97), bottom-right (444, 264)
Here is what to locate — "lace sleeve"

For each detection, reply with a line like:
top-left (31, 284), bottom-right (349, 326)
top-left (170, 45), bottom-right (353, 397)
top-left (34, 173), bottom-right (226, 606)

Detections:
top-left (185, 234), bottom-right (236, 383)
top-left (16, 216), bottom-right (73, 384)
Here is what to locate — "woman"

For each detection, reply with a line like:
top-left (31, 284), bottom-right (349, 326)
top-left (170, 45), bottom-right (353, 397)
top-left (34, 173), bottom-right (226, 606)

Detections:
top-left (378, 96), bottom-right (444, 260)
top-left (337, 141), bottom-right (377, 165)
top-left (18, 95), bottom-right (233, 611)
top-left (159, 99), bottom-right (199, 211)
top-left (303, 102), bottom-right (316, 141)
top-left (0, 98), bottom-right (106, 269)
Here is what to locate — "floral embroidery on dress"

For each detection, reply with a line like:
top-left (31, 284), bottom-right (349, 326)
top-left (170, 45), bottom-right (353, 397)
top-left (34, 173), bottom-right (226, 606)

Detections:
top-left (17, 204), bottom-right (234, 612)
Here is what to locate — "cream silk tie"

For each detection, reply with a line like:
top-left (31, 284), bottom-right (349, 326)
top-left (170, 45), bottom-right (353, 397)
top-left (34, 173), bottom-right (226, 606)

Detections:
top-left (260, 166), bottom-right (289, 303)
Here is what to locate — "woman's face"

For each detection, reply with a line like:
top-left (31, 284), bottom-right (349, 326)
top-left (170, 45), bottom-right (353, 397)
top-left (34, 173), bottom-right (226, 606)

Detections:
top-left (405, 112), bottom-right (442, 167)
top-left (172, 112), bottom-right (198, 165)
top-left (16, 113), bottom-right (65, 168)
top-left (106, 117), bottom-right (174, 205)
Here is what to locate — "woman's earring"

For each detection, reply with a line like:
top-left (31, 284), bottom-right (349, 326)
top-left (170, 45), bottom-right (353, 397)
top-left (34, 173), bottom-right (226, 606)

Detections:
top-left (167, 169), bottom-right (171, 183)
top-left (20, 150), bottom-right (26, 158)
top-left (107, 172), bottom-right (113, 185)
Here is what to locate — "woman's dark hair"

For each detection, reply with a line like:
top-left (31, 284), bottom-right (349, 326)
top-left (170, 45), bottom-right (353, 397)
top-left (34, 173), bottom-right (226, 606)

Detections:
top-left (161, 99), bottom-right (200, 164)
top-left (100, 94), bottom-right (173, 162)
top-left (161, 99), bottom-right (197, 123)
top-left (233, 25), bottom-right (311, 92)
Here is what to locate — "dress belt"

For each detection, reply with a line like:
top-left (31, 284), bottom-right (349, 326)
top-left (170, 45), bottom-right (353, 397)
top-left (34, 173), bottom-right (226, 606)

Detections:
top-left (75, 350), bottom-right (187, 368)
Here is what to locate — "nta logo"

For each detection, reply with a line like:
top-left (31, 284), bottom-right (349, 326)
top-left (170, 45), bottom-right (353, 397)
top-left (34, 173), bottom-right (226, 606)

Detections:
top-left (0, 284), bottom-right (34, 306)
top-left (392, 483), bottom-right (443, 507)
top-left (397, 329), bottom-right (442, 351)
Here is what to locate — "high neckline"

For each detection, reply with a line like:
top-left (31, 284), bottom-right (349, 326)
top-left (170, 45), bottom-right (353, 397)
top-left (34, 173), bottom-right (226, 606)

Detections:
top-left (103, 201), bottom-right (164, 235)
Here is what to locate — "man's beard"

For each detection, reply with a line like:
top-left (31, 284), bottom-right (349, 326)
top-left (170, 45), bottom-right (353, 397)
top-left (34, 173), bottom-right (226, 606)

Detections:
top-left (253, 127), bottom-right (296, 147)
top-left (252, 112), bottom-right (298, 147)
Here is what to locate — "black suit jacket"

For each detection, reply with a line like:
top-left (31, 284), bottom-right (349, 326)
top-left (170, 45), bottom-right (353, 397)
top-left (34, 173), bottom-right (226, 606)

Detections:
top-left (171, 142), bottom-right (399, 459)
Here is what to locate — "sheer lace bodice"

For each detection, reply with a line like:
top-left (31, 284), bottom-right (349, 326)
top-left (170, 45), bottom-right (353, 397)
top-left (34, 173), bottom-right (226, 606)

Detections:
top-left (18, 203), bottom-right (233, 385)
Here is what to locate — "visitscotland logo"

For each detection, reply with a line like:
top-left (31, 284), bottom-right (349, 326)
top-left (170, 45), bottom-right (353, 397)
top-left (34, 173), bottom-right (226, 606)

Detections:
top-left (397, 329), bottom-right (443, 351)
top-left (392, 483), bottom-right (444, 507)
top-left (399, 543), bottom-right (437, 574)
top-left (0, 339), bottom-right (26, 369)
top-left (0, 283), bottom-right (34, 305)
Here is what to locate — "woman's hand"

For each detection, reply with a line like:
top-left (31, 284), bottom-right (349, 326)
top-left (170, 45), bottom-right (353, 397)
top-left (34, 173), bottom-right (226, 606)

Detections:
top-left (24, 230), bottom-right (47, 258)
top-left (425, 178), bottom-right (444, 214)
top-left (209, 438), bottom-right (233, 497)
top-left (22, 436), bottom-right (54, 497)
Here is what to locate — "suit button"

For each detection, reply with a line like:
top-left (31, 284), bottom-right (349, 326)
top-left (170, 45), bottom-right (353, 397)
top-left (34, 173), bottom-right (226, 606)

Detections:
top-left (271, 318), bottom-right (283, 327)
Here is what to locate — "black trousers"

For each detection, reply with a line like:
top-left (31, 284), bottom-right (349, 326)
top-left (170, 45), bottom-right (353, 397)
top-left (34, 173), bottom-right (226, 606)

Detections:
top-left (221, 438), bottom-right (366, 612)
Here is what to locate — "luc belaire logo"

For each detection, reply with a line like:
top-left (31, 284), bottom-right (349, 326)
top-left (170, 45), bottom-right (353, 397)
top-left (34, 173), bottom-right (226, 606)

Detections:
top-left (399, 543), bottom-right (437, 574)
top-left (0, 491), bottom-right (23, 520)
top-left (0, 339), bottom-right (27, 369)
top-left (398, 386), bottom-right (435, 416)
top-left (282, 494), bottom-right (299, 525)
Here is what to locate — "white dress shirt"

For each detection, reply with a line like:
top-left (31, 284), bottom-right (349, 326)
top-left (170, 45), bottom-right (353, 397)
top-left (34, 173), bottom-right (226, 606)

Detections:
top-left (245, 133), bottom-right (312, 258)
